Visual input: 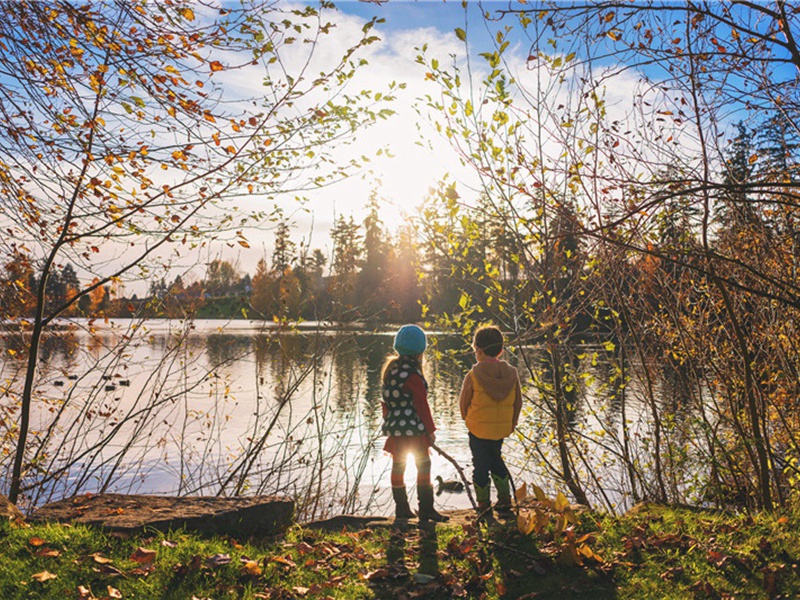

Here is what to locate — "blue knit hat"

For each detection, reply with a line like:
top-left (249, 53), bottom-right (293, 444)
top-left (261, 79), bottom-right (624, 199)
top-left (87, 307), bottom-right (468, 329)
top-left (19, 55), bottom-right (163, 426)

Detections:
top-left (393, 324), bottom-right (427, 356)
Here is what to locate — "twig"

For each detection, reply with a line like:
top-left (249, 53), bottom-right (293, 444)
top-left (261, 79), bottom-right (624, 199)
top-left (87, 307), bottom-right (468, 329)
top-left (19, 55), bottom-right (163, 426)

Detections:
top-left (431, 443), bottom-right (477, 511)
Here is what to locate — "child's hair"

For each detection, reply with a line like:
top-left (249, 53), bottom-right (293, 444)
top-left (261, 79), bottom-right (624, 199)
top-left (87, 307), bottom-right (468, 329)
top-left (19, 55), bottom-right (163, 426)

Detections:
top-left (381, 353), bottom-right (425, 385)
top-left (473, 325), bottom-right (504, 357)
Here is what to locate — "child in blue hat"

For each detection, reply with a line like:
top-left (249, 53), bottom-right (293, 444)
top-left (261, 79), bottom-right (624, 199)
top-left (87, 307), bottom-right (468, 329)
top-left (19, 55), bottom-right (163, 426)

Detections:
top-left (381, 324), bottom-right (448, 522)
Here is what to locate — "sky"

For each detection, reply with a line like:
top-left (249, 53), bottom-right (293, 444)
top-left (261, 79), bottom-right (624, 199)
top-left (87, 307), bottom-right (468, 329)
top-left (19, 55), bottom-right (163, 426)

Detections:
top-left (215, 1), bottom-right (499, 277)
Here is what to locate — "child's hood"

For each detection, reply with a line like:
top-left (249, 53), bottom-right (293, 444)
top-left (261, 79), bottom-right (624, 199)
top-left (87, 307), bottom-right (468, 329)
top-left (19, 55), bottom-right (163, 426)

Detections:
top-left (472, 360), bottom-right (518, 401)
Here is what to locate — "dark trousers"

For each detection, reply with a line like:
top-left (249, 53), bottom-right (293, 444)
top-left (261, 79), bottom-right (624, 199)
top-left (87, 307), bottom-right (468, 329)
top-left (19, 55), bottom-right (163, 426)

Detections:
top-left (469, 432), bottom-right (510, 488)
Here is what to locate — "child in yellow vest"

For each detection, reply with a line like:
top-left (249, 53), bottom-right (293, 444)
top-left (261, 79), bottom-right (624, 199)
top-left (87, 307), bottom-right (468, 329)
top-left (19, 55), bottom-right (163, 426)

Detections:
top-left (459, 325), bottom-right (522, 515)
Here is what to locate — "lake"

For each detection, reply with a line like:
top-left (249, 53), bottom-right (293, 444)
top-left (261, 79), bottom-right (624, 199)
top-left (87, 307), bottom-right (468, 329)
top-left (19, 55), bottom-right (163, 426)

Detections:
top-left (1, 319), bottom-right (672, 519)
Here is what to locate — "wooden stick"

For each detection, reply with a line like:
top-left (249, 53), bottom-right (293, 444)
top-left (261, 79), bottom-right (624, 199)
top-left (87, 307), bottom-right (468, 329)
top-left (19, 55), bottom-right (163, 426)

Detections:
top-left (431, 443), bottom-right (478, 511)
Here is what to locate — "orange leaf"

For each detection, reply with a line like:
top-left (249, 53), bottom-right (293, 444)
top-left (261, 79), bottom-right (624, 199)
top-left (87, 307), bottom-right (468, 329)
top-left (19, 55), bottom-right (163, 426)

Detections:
top-left (242, 560), bottom-right (262, 576)
top-left (129, 547), bottom-right (156, 565)
top-left (270, 555), bottom-right (297, 568)
top-left (28, 537), bottom-right (47, 547)
top-left (515, 482), bottom-right (528, 502)
top-left (209, 61), bottom-right (224, 72)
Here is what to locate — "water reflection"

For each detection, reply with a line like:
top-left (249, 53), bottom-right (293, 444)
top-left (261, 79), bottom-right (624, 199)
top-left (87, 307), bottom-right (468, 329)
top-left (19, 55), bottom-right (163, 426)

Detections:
top-left (0, 319), bottom-right (689, 517)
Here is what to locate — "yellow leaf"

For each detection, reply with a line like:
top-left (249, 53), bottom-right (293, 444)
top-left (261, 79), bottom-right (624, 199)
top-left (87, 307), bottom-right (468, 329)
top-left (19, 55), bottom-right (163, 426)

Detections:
top-left (517, 511), bottom-right (535, 535)
top-left (531, 483), bottom-right (548, 503)
top-left (515, 482), bottom-right (528, 502)
top-left (555, 491), bottom-right (570, 512)
top-left (31, 570), bottom-right (57, 582)
top-left (179, 7), bottom-right (195, 20)
top-left (203, 112), bottom-right (216, 124)
top-left (242, 560), bottom-right (262, 576)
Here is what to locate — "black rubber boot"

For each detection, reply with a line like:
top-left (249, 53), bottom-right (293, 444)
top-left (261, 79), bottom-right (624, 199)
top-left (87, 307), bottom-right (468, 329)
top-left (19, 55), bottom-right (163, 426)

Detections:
top-left (392, 486), bottom-right (416, 519)
top-left (418, 484), bottom-right (449, 522)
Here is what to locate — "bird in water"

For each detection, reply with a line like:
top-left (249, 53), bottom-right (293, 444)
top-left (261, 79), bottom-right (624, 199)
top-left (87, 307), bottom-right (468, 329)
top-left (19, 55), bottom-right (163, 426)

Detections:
top-left (435, 475), bottom-right (465, 496)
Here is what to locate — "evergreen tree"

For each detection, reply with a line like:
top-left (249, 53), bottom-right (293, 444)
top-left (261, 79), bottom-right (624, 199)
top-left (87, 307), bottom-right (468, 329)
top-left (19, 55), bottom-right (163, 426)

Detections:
top-left (358, 193), bottom-right (390, 319)
top-left (329, 215), bottom-right (362, 320)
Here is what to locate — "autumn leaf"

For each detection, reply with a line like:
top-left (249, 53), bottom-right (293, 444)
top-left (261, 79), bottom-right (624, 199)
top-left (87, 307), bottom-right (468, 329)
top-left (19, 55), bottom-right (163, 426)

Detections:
top-left (92, 552), bottom-right (113, 564)
top-left (209, 60), bottom-right (224, 72)
top-left (517, 511), bottom-right (536, 535)
top-left (77, 585), bottom-right (94, 600)
top-left (179, 7), bottom-right (195, 21)
top-left (107, 586), bottom-right (123, 599)
top-left (362, 567), bottom-right (390, 581)
top-left (28, 537), bottom-right (47, 546)
top-left (531, 483), bottom-right (548, 503)
top-left (36, 547), bottom-right (61, 558)
top-left (31, 570), bottom-right (57, 582)
top-left (241, 559), bottom-right (262, 576)
top-left (515, 482), bottom-right (528, 502)
top-left (129, 547), bottom-right (157, 565)
top-left (270, 555), bottom-right (297, 568)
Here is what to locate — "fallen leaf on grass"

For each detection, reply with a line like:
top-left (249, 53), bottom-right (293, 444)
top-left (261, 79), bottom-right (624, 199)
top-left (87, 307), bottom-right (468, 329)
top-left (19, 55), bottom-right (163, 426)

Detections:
top-left (130, 547), bottom-right (157, 565)
top-left (269, 555), bottom-right (297, 569)
top-left (160, 539), bottom-right (178, 548)
top-left (93, 564), bottom-right (124, 577)
top-left (107, 586), bottom-right (122, 599)
top-left (31, 570), bottom-right (57, 582)
top-left (295, 542), bottom-right (314, 555)
top-left (362, 568), bottom-right (391, 581)
top-left (292, 587), bottom-right (310, 597)
top-left (127, 565), bottom-right (152, 577)
top-left (707, 550), bottom-right (731, 568)
top-left (35, 547), bottom-right (61, 558)
top-left (28, 537), bottom-right (47, 547)
top-left (77, 585), bottom-right (95, 599)
top-left (660, 566), bottom-right (684, 581)
top-left (205, 553), bottom-right (231, 568)
top-left (92, 553), bottom-right (113, 564)
top-left (241, 560), bottom-right (262, 577)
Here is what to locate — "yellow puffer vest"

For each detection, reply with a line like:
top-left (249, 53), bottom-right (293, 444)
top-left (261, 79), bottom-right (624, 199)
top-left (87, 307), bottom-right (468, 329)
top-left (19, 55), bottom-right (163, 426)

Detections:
top-left (465, 371), bottom-right (516, 440)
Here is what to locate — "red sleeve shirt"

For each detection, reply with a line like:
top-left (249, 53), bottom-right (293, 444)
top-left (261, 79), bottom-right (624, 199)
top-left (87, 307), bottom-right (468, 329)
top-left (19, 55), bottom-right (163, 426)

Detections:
top-left (404, 373), bottom-right (436, 435)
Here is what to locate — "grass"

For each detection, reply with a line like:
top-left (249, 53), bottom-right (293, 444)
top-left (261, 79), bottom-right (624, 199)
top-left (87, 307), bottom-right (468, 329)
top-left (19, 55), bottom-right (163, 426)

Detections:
top-left (2, 503), bottom-right (800, 599)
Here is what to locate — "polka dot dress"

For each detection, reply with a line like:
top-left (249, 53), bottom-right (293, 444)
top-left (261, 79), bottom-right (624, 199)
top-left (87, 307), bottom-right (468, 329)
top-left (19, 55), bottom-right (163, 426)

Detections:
top-left (382, 360), bottom-right (427, 437)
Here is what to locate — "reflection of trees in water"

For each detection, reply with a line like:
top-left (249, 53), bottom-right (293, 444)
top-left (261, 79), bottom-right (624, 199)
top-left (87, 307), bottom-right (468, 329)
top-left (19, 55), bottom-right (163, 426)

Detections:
top-left (354, 334), bottom-right (388, 432)
top-left (39, 331), bottom-right (79, 367)
top-left (205, 334), bottom-right (251, 370)
top-left (424, 335), bottom-right (472, 428)
top-left (331, 333), bottom-right (359, 411)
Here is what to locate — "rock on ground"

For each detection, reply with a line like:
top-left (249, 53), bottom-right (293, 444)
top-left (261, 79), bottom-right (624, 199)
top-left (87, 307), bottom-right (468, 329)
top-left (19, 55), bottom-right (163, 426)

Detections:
top-left (0, 495), bottom-right (25, 524)
top-left (30, 493), bottom-right (293, 538)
